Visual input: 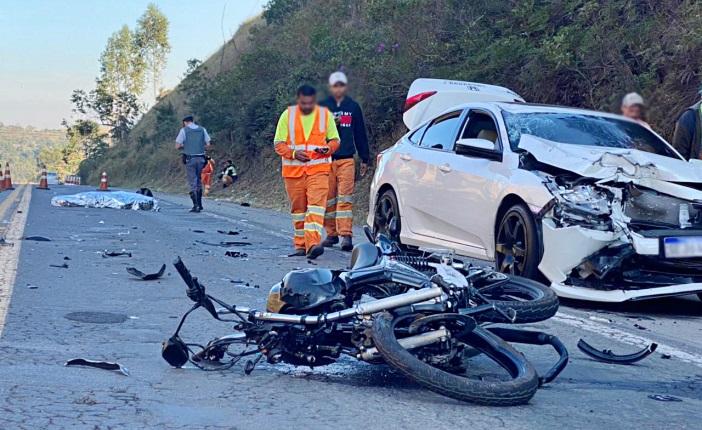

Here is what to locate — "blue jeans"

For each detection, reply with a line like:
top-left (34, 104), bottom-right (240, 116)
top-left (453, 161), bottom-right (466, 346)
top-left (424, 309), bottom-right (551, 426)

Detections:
top-left (186, 156), bottom-right (206, 193)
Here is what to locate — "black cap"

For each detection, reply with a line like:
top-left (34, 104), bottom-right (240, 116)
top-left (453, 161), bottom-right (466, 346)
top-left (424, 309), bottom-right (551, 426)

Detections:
top-left (182, 115), bottom-right (194, 122)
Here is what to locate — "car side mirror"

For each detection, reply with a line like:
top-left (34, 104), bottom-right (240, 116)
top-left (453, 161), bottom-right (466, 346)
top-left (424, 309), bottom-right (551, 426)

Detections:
top-left (455, 138), bottom-right (495, 152)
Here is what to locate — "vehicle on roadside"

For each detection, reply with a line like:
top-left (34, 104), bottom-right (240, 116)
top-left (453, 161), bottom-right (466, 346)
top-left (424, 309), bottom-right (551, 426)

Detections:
top-left (162, 228), bottom-right (566, 406)
top-left (46, 172), bottom-right (60, 185)
top-left (368, 78), bottom-right (702, 303)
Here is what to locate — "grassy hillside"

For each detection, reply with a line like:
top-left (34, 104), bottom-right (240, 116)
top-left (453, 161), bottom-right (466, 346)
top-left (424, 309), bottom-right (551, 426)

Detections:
top-left (84, 0), bottom-right (702, 219)
top-left (0, 124), bottom-right (67, 182)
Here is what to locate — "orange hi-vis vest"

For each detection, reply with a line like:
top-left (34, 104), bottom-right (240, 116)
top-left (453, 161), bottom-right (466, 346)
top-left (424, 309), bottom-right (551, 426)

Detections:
top-left (280, 106), bottom-right (332, 178)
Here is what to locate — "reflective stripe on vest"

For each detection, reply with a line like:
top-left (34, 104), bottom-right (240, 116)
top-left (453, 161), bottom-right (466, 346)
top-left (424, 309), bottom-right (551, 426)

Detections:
top-left (281, 105), bottom-right (332, 177)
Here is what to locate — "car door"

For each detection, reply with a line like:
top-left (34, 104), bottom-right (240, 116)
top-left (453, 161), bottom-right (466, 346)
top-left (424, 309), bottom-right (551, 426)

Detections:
top-left (398, 110), bottom-right (466, 242)
top-left (420, 108), bottom-right (507, 257)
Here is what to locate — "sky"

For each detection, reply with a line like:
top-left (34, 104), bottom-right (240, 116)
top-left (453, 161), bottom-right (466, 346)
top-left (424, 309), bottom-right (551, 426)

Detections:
top-left (0, 0), bottom-right (267, 129)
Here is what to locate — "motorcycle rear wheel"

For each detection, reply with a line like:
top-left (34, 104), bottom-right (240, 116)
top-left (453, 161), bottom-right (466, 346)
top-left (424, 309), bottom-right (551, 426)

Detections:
top-left (371, 312), bottom-right (539, 406)
top-left (472, 274), bottom-right (558, 324)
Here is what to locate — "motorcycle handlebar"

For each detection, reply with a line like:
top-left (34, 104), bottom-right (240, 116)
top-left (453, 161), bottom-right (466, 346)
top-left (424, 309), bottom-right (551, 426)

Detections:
top-left (173, 257), bottom-right (194, 288)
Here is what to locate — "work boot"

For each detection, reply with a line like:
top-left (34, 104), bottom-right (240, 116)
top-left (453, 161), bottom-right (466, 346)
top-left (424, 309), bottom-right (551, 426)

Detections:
top-left (189, 192), bottom-right (200, 213)
top-left (321, 235), bottom-right (339, 248)
top-left (340, 236), bottom-right (353, 252)
top-left (306, 245), bottom-right (324, 260)
top-left (196, 190), bottom-right (204, 211)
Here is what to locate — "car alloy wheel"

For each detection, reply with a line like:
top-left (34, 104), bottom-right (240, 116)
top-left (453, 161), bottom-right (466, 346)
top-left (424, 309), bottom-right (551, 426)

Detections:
top-left (496, 210), bottom-right (529, 276)
top-left (374, 190), bottom-right (401, 244)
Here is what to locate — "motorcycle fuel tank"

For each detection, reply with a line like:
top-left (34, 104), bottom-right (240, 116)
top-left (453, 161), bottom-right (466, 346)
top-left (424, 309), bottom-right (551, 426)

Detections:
top-left (277, 268), bottom-right (343, 312)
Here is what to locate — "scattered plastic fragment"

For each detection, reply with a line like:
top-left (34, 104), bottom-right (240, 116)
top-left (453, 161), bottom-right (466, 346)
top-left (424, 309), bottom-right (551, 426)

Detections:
top-left (51, 191), bottom-right (158, 211)
top-left (647, 394), bottom-right (682, 402)
top-left (27, 284), bottom-right (38, 289)
top-left (0, 237), bottom-right (13, 247)
top-left (661, 353), bottom-right (672, 359)
top-left (24, 236), bottom-right (51, 242)
top-left (65, 358), bottom-right (130, 376)
top-left (192, 229), bottom-right (205, 233)
top-left (577, 339), bottom-right (657, 365)
top-left (63, 256), bottom-right (71, 260)
top-left (634, 324), bottom-right (648, 331)
top-left (217, 230), bottom-right (240, 236)
top-left (50, 263), bottom-right (69, 269)
top-left (102, 249), bottom-right (132, 258)
top-left (240, 202), bottom-right (251, 207)
top-left (126, 264), bottom-right (166, 280)
top-left (196, 240), bottom-right (252, 247)
top-left (224, 250), bottom-right (248, 258)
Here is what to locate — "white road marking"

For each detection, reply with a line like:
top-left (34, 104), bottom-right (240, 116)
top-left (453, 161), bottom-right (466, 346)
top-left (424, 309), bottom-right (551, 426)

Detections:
top-left (0, 186), bottom-right (32, 337)
top-left (554, 311), bottom-right (702, 368)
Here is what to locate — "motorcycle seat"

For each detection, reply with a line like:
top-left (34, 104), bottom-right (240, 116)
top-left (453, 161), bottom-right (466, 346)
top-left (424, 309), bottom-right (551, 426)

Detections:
top-left (350, 242), bottom-right (380, 270)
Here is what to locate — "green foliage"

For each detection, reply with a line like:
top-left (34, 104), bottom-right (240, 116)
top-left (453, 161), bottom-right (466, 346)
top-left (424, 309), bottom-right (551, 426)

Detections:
top-left (99, 25), bottom-right (146, 97)
top-left (136, 3), bottom-right (171, 99)
top-left (0, 124), bottom-right (67, 182)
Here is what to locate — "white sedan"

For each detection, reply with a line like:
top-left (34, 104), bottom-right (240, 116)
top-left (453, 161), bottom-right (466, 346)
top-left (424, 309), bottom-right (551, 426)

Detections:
top-left (368, 79), bottom-right (702, 303)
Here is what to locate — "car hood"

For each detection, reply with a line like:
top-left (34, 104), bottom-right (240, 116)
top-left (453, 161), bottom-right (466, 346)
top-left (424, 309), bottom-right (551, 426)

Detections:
top-left (519, 134), bottom-right (702, 183)
top-left (519, 134), bottom-right (702, 201)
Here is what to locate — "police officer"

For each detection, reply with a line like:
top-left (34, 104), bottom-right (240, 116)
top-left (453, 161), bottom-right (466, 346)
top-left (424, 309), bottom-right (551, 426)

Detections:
top-left (175, 115), bottom-right (212, 212)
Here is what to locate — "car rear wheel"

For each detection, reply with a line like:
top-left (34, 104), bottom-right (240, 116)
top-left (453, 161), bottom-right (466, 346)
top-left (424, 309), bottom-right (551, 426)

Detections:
top-left (495, 204), bottom-right (540, 279)
top-left (374, 189), bottom-right (402, 244)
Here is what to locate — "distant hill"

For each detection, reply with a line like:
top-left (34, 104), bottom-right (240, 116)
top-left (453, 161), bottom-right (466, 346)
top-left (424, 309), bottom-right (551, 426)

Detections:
top-left (0, 124), bottom-right (67, 182)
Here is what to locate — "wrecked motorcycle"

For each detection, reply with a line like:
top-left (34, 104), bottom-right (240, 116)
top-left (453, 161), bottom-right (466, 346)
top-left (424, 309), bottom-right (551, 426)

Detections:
top-left (162, 229), bottom-right (568, 406)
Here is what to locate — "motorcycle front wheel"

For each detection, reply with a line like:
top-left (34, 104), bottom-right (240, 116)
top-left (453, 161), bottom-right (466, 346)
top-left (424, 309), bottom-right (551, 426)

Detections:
top-left (371, 312), bottom-right (539, 406)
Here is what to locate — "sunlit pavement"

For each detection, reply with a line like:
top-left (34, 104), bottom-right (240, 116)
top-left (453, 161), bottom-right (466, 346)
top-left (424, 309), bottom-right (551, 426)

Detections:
top-left (0, 185), bottom-right (700, 429)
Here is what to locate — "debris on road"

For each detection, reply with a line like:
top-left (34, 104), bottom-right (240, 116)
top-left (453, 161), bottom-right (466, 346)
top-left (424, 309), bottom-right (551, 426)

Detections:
top-left (192, 229), bottom-right (205, 233)
top-left (102, 249), bottom-right (132, 258)
top-left (633, 323), bottom-right (648, 331)
top-left (0, 237), bottom-right (14, 247)
top-left (65, 358), bottom-right (130, 376)
top-left (135, 187), bottom-right (153, 197)
top-left (51, 191), bottom-right (159, 211)
top-left (240, 202), bottom-right (251, 207)
top-left (50, 263), bottom-right (69, 269)
top-left (27, 284), bottom-right (38, 289)
top-left (647, 394), bottom-right (683, 402)
top-left (217, 230), bottom-right (240, 236)
top-left (224, 250), bottom-right (248, 258)
top-left (195, 240), bottom-right (252, 247)
top-left (24, 235), bottom-right (51, 242)
top-left (126, 264), bottom-right (166, 280)
top-left (577, 339), bottom-right (658, 365)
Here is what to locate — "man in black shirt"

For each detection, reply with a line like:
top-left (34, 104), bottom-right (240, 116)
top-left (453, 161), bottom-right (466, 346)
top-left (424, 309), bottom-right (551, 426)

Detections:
top-left (673, 86), bottom-right (702, 160)
top-left (320, 72), bottom-right (370, 251)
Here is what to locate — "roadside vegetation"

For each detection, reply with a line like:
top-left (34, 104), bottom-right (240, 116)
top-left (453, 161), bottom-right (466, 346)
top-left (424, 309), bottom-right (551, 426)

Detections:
top-left (0, 124), bottom-right (66, 182)
top-left (80, 0), bottom-right (702, 216)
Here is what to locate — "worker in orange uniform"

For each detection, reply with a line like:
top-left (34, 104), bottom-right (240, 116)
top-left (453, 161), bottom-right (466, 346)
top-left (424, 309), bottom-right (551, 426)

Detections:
top-left (201, 156), bottom-right (216, 196)
top-left (320, 72), bottom-right (370, 251)
top-left (274, 85), bottom-right (340, 259)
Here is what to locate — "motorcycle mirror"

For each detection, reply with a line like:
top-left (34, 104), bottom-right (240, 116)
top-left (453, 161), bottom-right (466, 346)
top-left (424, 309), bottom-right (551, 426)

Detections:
top-left (363, 225), bottom-right (376, 244)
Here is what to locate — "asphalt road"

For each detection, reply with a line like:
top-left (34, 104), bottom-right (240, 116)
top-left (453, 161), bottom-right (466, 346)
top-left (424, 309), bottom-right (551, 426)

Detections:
top-left (1, 185), bottom-right (701, 429)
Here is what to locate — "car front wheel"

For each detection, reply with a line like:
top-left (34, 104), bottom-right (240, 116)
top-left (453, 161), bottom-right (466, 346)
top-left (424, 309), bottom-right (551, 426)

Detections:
top-left (374, 189), bottom-right (402, 244)
top-left (495, 204), bottom-right (540, 278)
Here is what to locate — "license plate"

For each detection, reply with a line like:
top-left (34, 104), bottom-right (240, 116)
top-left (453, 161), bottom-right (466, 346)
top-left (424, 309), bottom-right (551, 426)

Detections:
top-left (663, 236), bottom-right (702, 258)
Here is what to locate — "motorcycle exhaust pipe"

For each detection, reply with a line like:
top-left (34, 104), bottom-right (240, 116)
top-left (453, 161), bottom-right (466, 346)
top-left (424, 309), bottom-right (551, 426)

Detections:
top-left (360, 328), bottom-right (449, 361)
top-left (253, 286), bottom-right (443, 325)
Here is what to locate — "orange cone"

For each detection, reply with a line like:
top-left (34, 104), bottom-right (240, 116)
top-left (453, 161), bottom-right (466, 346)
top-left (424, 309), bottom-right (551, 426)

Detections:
top-left (4, 163), bottom-right (14, 190)
top-left (98, 171), bottom-right (110, 191)
top-left (37, 167), bottom-right (50, 190)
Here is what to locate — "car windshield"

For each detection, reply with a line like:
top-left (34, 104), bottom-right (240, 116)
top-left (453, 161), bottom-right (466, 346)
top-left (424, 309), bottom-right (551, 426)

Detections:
top-left (502, 111), bottom-right (679, 159)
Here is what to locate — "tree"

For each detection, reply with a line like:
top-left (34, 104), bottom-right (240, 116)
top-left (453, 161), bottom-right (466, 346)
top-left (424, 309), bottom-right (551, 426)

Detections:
top-left (136, 3), bottom-right (171, 100)
top-left (99, 25), bottom-right (145, 97)
top-left (71, 87), bottom-right (140, 143)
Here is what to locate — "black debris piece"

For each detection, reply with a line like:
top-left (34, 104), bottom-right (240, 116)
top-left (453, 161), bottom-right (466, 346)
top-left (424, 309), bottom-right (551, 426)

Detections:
top-left (217, 230), bottom-right (240, 236)
top-left (577, 339), bottom-right (657, 365)
top-left (135, 187), bottom-right (153, 197)
top-left (0, 237), bottom-right (13, 247)
top-left (102, 250), bottom-right (132, 258)
top-left (65, 358), bottom-right (130, 376)
top-left (50, 263), bottom-right (69, 269)
top-left (64, 256), bottom-right (71, 260)
top-left (224, 250), bottom-right (248, 258)
top-left (661, 353), bottom-right (672, 359)
top-left (647, 394), bottom-right (682, 402)
top-left (192, 229), bottom-right (206, 233)
top-left (126, 264), bottom-right (166, 280)
top-left (27, 284), bottom-right (38, 289)
top-left (634, 324), bottom-right (648, 331)
top-left (24, 236), bottom-right (52, 242)
top-left (307, 259), bottom-right (317, 265)
top-left (196, 240), bottom-right (252, 247)
top-left (240, 202), bottom-right (251, 207)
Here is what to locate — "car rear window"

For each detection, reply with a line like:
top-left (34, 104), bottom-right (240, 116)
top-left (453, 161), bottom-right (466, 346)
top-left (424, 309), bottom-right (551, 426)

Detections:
top-left (502, 111), bottom-right (679, 158)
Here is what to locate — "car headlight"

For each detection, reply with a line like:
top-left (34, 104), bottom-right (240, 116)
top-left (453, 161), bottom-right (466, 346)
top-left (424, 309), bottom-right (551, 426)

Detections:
top-left (557, 185), bottom-right (611, 216)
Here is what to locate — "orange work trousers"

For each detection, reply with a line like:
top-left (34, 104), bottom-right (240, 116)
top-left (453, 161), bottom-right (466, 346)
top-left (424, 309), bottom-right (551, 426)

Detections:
top-left (325, 159), bottom-right (355, 237)
top-left (284, 173), bottom-right (329, 252)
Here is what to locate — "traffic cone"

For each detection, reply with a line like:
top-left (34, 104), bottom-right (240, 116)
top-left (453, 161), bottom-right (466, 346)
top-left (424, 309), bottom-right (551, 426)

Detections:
top-left (37, 167), bottom-right (50, 190)
top-left (97, 171), bottom-right (110, 191)
top-left (4, 163), bottom-right (14, 190)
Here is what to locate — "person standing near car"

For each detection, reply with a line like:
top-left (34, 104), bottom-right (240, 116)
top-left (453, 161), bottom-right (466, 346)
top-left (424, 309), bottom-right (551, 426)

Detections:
top-left (319, 71), bottom-right (370, 252)
top-left (672, 86), bottom-right (702, 160)
top-left (175, 115), bottom-right (212, 212)
top-left (620, 92), bottom-right (650, 128)
top-left (274, 85), bottom-right (340, 259)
